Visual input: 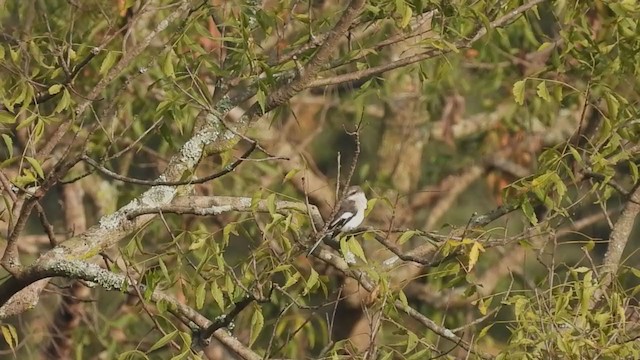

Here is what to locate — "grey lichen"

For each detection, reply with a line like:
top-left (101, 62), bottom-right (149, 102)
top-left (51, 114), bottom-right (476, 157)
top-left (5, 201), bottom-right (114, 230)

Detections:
top-left (99, 200), bottom-right (138, 231)
top-left (140, 185), bottom-right (177, 207)
top-left (47, 259), bottom-right (125, 291)
top-left (215, 96), bottom-right (233, 113)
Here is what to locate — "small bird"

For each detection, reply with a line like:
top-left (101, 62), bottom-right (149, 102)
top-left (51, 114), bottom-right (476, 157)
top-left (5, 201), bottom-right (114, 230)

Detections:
top-left (307, 185), bottom-right (367, 256)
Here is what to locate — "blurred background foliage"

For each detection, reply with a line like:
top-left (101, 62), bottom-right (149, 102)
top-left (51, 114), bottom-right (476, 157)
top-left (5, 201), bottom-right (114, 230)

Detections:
top-left (1, 0), bottom-right (640, 359)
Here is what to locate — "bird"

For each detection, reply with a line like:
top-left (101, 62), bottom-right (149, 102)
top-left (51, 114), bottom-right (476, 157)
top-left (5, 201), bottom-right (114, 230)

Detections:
top-left (307, 185), bottom-right (367, 256)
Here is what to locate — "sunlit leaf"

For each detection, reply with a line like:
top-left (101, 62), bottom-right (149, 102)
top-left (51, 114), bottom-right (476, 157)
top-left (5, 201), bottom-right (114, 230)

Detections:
top-left (99, 51), bottom-right (118, 75)
top-left (249, 306), bottom-right (264, 347)
top-left (147, 330), bottom-right (178, 353)
top-left (512, 79), bottom-right (526, 105)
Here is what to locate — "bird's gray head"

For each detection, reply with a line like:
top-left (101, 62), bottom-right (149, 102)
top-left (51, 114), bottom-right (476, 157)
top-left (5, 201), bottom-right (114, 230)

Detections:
top-left (345, 185), bottom-right (367, 208)
top-left (346, 185), bottom-right (363, 197)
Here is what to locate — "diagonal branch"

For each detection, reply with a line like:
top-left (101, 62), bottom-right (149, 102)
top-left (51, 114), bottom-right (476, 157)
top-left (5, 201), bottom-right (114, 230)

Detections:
top-left (312, 247), bottom-right (492, 359)
top-left (592, 184), bottom-right (640, 307)
top-left (0, 259), bottom-right (263, 360)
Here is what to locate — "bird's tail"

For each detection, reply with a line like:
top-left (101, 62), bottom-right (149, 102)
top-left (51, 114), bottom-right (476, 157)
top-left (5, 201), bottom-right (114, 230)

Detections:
top-left (306, 235), bottom-right (326, 257)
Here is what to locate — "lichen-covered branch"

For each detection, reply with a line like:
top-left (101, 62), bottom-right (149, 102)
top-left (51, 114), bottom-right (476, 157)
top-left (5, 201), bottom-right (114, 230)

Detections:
top-left (1, 258), bottom-right (262, 360)
top-left (0, 112), bottom-right (235, 315)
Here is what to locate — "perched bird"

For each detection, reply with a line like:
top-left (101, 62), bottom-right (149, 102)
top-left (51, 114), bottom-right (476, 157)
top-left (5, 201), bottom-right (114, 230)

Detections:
top-left (307, 185), bottom-right (367, 256)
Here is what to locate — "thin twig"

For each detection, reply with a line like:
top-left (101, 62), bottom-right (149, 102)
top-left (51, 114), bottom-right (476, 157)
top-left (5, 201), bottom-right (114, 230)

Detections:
top-left (82, 142), bottom-right (256, 186)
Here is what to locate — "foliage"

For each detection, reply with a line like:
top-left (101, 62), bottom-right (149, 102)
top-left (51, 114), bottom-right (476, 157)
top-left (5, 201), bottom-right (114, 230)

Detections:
top-left (0, 0), bottom-right (639, 359)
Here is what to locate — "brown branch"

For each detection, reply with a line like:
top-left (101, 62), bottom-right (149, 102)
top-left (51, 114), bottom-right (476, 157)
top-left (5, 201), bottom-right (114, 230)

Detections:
top-left (592, 184), bottom-right (640, 306)
top-left (249, 0), bottom-right (366, 116)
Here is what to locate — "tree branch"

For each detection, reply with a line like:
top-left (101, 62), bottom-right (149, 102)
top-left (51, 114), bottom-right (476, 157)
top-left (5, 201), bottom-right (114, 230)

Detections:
top-left (306, 0), bottom-right (545, 88)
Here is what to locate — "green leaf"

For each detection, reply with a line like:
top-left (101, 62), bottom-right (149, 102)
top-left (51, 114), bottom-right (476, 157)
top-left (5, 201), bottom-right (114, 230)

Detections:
top-left (404, 331), bottom-right (418, 353)
top-left (222, 223), bottom-right (237, 246)
top-left (210, 281), bottom-right (225, 310)
top-left (605, 92), bottom-right (620, 120)
top-left (1, 134), bottom-right (13, 158)
top-left (118, 350), bottom-right (148, 360)
top-left (0, 112), bottom-right (16, 124)
top-left (99, 51), bottom-right (118, 75)
top-left (147, 330), bottom-right (178, 352)
top-left (365, 198), bottom-right (377, 216)
top-left (303, 268), bottom-right (319, 295)
top-left (348, 236), bottom-right (367, 263)
top-left (397, 289), bottom-right (409, 309)
top-left (536, 81), bottom-right (550, 102)
top-left (283, 168), bottom-right (300, 183)
top-left (256, 88), bottom-right (266, 113)
top-left (512, 79), bottom-right (526, 105)
top-left (162, 51), bottom-right (175, 78)
top-left (25, 156), bottom-right (44, 179)
top-left (283, 271), bottom-right (301, 289)
top-left (188, 233), bottom-right (207, 251)
top-left (400, 4), bottom-right (412, 28)
top-left (54, 89), bottom-right (71, 113)
top-left (249, 306), bottom-right (264, 347)
top-left (477, 324), bottom-right (494, 340)
top-left (397, 230), bottom-right (416, 245)
top-left (266, 193), bottom-right (276, 215)
top-left (48, 84), bottom-right (62, 95)
top-left (16, 113), bottom-right (37, 131)
top-left (196, 282), bottom-right (206, 309)
top-left (158, 258), bottom-right (170, 282)
top-left (521, 199), bottom-right (538, 225)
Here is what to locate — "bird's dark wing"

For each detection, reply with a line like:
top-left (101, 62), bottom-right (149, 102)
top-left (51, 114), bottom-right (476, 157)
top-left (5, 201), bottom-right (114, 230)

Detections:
top-left (329, 198), bottom-right (356, 233)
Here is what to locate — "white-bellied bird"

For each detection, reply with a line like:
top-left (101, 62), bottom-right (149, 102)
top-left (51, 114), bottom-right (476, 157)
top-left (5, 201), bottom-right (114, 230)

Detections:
top-left (307, 185), bottom-right (367, 256)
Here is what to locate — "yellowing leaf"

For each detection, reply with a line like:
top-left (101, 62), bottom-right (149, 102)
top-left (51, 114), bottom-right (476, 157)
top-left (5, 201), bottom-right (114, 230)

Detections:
top-left (605, 92), bottom-right (620, 119)
top-left (47, 84), bottom-right (62, 95)
top-left (0, 112), bottom-right (16, 124)
top-left (162, 51), bottom-right (175, 79)
top-left (397, 230), bottom-right (416, 245)
top-left (148, 330), bottom-right (177, 353)
top-left (1, 325), bottom-right (16, 350)
top-left (512, 79), bottom-right (526, 105)
top-left (536, 81), bottom-right (550, 102)
top-left (400, 5), bottom-right (412, 28)
top-left (25, 156), bottom-right (44, 179)
top-left (468, 241), bottom-right (485, 272)
top-left (303, 268), bottom-right (319, 295)
top-left (196, 282), bottom-right (206, 309)
top-left (54, 88), bottom-right (71, 113)
top-left (283, 271), bottom-right (301, 289)
top-left (1, 134), bottom-right (13, 158)
top-left (266, 193), bottom-right (276, 215)
top-left (210, 281), bottom-right (225, 310)
top-left (283, 168), bottom-right (300, 183)
top-left (348, 236), bottom-right (367, 263)
top-left (99, 51), bottom-right (118, 75)
top-left (249, 306), bottom-right (264, 347)
top-left (365, 198), bottom-right (377, 216)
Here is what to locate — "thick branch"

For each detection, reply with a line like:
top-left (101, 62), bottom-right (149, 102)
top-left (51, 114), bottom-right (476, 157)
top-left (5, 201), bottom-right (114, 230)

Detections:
top-left (596, 184), bottom-right (640, 300)
top-left (0, 259), bottom-right (262, 360)
top-left (123, 195), bottom-right (323, 228)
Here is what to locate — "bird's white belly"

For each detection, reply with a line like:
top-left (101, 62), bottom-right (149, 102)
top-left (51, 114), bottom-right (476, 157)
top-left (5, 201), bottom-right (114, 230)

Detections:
top-left (341, 211), bottom-right (364, 231)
